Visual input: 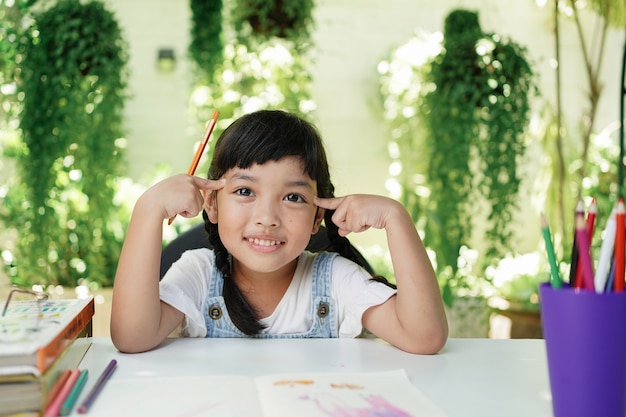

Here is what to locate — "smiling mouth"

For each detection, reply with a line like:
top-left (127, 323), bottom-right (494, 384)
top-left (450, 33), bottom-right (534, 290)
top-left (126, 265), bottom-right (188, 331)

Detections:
top-left (246, 237), bottom-right (284, 247)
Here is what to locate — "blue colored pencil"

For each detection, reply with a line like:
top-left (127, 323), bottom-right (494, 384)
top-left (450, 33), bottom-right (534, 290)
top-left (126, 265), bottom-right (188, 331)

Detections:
top-left (606, 259), bottom-right (615, 293)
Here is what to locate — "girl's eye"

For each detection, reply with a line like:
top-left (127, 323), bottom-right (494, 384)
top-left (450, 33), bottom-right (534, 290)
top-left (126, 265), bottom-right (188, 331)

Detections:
top-left (235, 187), bottom-right (253, 197)
top-left (284, 193), bottom-right (305, 203)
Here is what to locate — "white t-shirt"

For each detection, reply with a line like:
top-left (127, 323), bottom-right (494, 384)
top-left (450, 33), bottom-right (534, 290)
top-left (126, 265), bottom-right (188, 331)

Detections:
top-left (160, 249), bottom-right (396, 338)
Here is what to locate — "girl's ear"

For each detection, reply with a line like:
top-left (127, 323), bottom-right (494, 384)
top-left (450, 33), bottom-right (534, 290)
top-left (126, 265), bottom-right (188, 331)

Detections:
top-left (204, 190), bottom-right (219, 224)
top-left (312, 207), bottom-right (325, 234)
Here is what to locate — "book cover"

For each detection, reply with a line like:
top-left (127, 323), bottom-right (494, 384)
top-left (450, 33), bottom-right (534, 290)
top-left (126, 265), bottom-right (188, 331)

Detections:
top-left (0, 338), bottom-right (92, 415)
top-left (0, 297), bottom-right (94, 376)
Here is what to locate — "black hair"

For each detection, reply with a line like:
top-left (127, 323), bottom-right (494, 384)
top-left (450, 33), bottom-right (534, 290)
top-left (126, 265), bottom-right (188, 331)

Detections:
top-left (202, 110), bottom-right (393, 335)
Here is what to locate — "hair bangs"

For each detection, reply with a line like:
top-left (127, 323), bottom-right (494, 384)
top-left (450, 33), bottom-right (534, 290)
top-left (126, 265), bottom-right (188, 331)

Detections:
top-left (209, 110), bottom-right (326, 182)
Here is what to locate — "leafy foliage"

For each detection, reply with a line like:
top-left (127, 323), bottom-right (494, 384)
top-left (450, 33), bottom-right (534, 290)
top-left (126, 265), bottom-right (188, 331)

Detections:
top-left (538, 0), bottom-right (626, 254)
top-left (422, 9), bottom-right (536, 270)
top-left (188, 0), bottom-right (316, 172)
top-left (231, 0), bottom-right (314, 46)
top-left (188, 0), bottom-right (223, 84)
top-left (585, 0), bottom-right (626, 28)
top-left (1, 0), bottom-right (129, 287)
top-left (379, 9), bottom-right (537, 299)
top-left (0, 2), bottom-right (29, 125)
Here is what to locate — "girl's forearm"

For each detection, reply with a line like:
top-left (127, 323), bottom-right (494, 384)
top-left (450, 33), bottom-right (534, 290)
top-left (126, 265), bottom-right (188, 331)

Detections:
top-left (110, 200), bottom-right (172, 352)
top-left (385, 208), bottom-right (448, 352)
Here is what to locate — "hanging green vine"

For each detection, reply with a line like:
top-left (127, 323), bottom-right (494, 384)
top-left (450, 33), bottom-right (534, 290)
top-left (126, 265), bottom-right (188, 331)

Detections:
top-left (231, 0), bottom-right (314, 47)
top-left (188, 0), bottom-right (223, 83)
top-left (423, 9), bottom-right (536, 269)
top-left (379, 9), bottom-right (537, 303)
top-left (4, 0), bottom-right (129, 287)
top-left (188, 0), bottom-right (317, 169)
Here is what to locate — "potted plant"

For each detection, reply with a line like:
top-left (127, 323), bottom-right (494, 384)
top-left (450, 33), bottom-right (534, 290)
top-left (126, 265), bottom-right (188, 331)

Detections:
top-left (378, 9), bottom-right (537, 310)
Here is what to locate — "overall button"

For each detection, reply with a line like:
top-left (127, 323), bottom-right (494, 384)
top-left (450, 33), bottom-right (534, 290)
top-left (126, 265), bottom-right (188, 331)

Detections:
top-left (317, 303), bottom-right (329, 319)
top-left (209, 305), bottom-right (222, 320)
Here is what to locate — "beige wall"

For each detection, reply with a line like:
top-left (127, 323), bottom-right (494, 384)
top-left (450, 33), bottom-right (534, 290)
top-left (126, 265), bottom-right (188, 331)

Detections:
top-left (101, 0), bottom-right (626, 253)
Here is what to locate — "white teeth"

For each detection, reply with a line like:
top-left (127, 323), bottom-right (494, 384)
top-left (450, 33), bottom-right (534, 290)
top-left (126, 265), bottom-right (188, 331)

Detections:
top-left (248, 238), bottom-right (280, 247)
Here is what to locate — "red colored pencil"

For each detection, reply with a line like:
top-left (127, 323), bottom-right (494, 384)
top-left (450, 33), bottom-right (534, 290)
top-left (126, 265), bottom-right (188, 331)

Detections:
top-left (574, 198), bottom-right (596, 289)
top-left (44, 369), bottom-right (80, 417)
top-left (614, 198), bottom-right (625, 292)
top-left (46, 369), bottom-right (72, 406)
top-left (575, 211), bottom-right (595, 291)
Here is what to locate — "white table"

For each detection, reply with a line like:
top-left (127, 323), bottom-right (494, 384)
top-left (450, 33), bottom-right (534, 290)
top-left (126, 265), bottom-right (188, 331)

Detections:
top-left (73, 337), bottom-right (552, 416)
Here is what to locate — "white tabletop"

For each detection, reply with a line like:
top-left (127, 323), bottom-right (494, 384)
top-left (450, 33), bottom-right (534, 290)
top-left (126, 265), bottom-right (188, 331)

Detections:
top-left (73, 337), bottom-right (552, 416)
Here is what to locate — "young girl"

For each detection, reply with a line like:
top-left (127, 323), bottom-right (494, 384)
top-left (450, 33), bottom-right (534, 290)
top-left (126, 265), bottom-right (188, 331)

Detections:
top-left (111, 110), bottom-right (448, 354)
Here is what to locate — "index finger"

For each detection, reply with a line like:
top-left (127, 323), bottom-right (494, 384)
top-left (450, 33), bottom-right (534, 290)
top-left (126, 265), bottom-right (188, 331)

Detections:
top-left (193, 177), bottom-right (226, 190)
top-left (314, 196), bottom-right (344, 210)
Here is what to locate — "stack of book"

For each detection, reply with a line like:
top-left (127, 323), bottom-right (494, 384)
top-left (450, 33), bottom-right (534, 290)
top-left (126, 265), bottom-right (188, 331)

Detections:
top-left (0, 296), bottom-right (95, 416)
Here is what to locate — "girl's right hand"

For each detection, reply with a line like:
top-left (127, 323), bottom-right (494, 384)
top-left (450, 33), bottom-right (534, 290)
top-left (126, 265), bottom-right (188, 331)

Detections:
top-left (112, 174), bottom-right (225, 353)
top-left (139, 174), bottom-right (226, 221)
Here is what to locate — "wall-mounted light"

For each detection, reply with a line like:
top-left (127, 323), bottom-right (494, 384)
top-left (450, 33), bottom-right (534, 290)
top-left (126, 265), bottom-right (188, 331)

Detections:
top-left (157, 48), bottom-right (176, 72)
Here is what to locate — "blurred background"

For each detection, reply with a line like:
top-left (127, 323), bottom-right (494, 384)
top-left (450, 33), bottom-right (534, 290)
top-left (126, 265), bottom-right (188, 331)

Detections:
top-left (1, 0), bottom-right (625, 338)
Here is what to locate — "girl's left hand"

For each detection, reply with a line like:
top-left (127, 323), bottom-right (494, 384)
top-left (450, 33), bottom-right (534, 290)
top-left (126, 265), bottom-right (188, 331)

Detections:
top-left (314, 195), bottom-right (402, 237)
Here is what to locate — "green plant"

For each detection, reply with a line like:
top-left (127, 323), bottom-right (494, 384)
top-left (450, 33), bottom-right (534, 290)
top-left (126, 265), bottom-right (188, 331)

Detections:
top-left (188, 0), bottom-right (317, 173)
top-left (437, 245), bottom-right (494, 308)
top-left (1, 0), bottom-right (129, 287)
top-left (189, 0), bottom-right (223, 84)
top-left (487, 252), bottom-right (551, 313)
top-left (538, 0), bottom-right (626, 257)
top-left (0, 2), bottom-right (29, 130)
top-left (378, 9), bottom-right (537, 289)
top-left (231, 0), bottom-right (314, 45)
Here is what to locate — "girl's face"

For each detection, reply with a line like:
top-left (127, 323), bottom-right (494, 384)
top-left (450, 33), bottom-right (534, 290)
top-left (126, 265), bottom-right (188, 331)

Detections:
top-left (207, 156), bottom-right (324, 277)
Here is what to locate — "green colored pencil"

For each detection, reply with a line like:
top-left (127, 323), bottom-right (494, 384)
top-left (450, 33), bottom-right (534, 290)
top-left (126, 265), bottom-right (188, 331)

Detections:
top-left (60, 369), bottom-right (89, 416)
top-left (541, 214), bottom-right (563, 289)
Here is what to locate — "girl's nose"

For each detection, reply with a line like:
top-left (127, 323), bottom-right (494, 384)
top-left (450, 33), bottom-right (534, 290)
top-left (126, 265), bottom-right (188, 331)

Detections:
top-left (252, 199), bottom-right (280, 227)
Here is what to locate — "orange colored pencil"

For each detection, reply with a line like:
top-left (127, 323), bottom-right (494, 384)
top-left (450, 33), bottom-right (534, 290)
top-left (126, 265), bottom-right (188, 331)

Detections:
top-left (614, 198), bottom-right (625, 292)
top-left (167, 110), bottom-right (219, 225)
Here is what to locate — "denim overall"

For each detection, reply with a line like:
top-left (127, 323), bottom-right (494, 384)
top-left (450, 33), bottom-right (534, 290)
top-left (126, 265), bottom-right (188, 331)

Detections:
top-left (203, 252), bottom-right (339, 338)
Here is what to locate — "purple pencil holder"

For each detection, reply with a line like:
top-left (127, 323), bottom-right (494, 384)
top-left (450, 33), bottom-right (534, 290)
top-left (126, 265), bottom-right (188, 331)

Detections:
top-left (540, 283), bottom-right (626, 417)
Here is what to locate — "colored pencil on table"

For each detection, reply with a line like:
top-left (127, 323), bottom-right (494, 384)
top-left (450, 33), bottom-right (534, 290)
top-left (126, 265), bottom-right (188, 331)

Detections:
top-left (77, 359), bottom-right (117, 414)
top-left (60, 369), bottom-right (88, 416)
top-left (541, 213), bottom-right (562, 289)
top-left (46, 369), bottom-right (72, 407)
top-left (167, 110), bottom-right (220, 225)
top-left (614, 198), bottom-right (625, 292)
top-left (574, 198), bottom-right (596, 289)
top-left (607, 259), bottom-right (616, 292)
top-left (569, 200), bottom-right (585, 287)
top-left (594, 207), bottom-right (616, 293)
top-left (575, 211), bottom-right (595, 290)
top-left (44, 369), bottom-right (81, 417)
